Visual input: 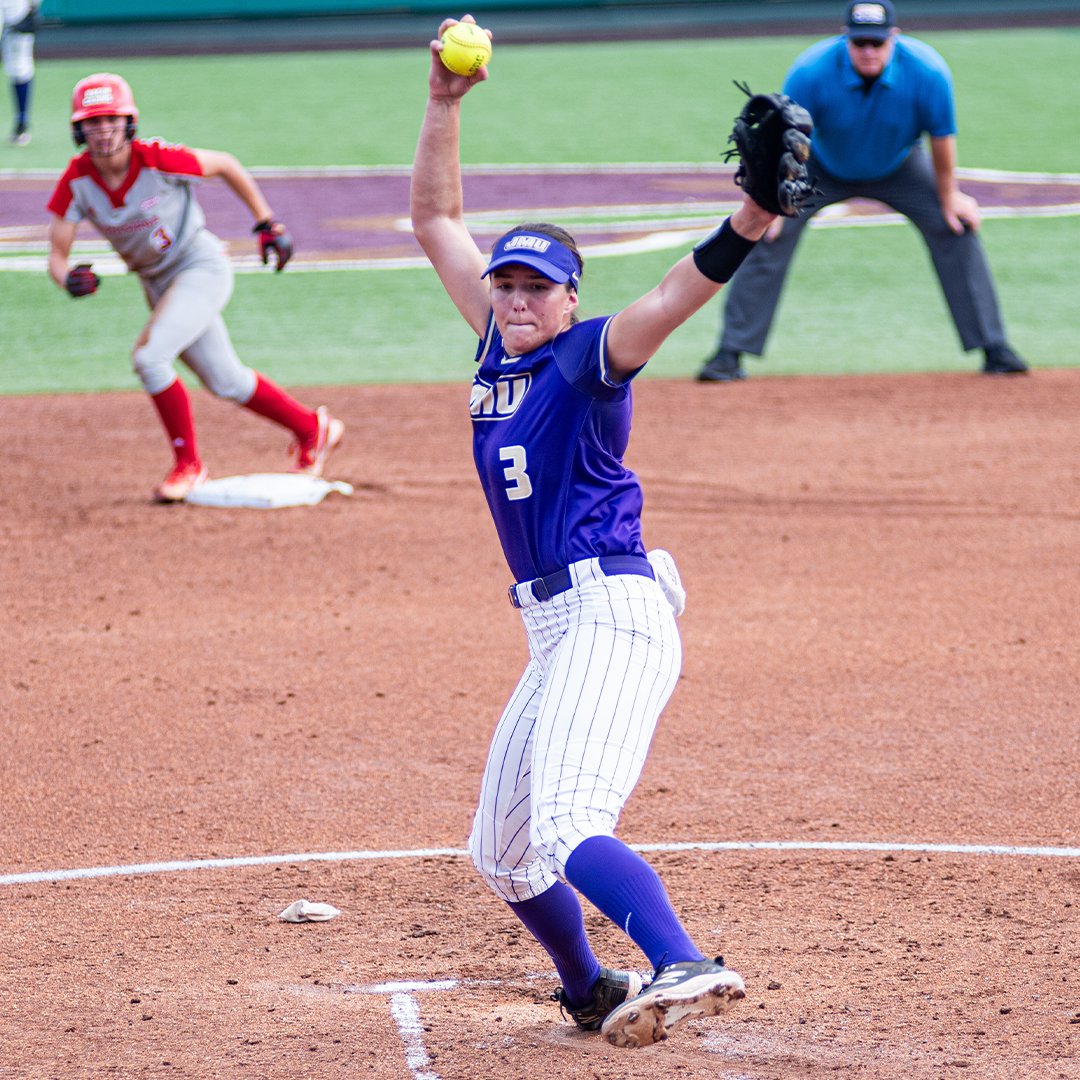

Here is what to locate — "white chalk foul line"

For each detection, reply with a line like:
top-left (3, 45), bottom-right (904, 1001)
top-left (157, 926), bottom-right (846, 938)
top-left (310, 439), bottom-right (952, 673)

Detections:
top-left (3, 839), bottom-right (1080, 887)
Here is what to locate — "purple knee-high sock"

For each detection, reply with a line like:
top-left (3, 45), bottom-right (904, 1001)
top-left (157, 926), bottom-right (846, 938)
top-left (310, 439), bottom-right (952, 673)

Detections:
top-left (507, 881), bottom-right (601, 1007)
top-left (565, 834), bottom-right (705, 971)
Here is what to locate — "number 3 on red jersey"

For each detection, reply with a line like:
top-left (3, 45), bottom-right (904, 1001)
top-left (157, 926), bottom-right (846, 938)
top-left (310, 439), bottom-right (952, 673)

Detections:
top-left (150, 225), bottom-right (174, 252)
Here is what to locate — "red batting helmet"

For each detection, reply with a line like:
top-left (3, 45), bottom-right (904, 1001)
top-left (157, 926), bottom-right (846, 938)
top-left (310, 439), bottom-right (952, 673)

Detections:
top-left (71, 73), bottom-right (138, 144)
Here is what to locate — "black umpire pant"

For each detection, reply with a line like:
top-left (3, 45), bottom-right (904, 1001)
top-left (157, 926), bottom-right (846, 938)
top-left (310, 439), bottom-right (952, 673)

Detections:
top-left (718, 145), bottom-right (1008, 356)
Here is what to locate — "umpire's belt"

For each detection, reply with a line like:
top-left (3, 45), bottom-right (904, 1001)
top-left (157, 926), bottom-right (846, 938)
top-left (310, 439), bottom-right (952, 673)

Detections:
top-left (508, 555), bottom-right (655, 608)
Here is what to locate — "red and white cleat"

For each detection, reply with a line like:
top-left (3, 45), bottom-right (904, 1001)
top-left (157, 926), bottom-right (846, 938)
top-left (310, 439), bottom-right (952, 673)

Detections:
top-left (292, 406), bottom-right (344, 477)
top-left (153, 461), bottom-right (208, 503)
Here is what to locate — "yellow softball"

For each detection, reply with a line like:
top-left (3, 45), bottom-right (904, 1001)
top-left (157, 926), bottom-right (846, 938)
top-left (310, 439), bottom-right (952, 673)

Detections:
top-left (439, 20), bottom-right (492, 77)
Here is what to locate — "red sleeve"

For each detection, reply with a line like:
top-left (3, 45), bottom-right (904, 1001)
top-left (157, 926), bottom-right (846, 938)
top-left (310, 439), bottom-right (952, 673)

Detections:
top-left (46, 154), bottom-right (93, 217)
top-left (135, 139), bottom-right (205, 177)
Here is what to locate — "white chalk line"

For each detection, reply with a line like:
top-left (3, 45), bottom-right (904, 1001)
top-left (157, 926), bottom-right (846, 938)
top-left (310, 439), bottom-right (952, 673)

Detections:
top-left (0, 846), bottom-right (467, 886)
top-left (346, 972), bottom-right (554, 996)
top-left (4, 838), bottom-right (1080, 887)
top-left (377, 974), bottom-right (561, 1079)
top-left (389, 993), bottom-right (440, 1080)
top-left (355, 972), bottom-right (575, 1079)
top-left (362, 980), bottom-right (461, 994)
top-left (359, 973), bottom-right (564, 1077)
top-left (4, 163), bottom-right (1080, 182)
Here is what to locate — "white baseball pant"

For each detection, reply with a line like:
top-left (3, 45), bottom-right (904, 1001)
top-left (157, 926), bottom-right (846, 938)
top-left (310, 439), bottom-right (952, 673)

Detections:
top-left (1, 28), bottom-right (33, 83)
top-left (133, 231), bottom-right (257, 402)
top-left (468, 556), bottom-right (683, 902)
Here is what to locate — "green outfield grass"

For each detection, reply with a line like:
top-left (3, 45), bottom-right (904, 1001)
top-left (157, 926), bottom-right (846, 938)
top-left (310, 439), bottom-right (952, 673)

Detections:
top-left (5, 214), bottom-right (1070, 395)
top-left (3, 28), bottom-right (1078, 393)
top-left (9, 30), bottom-right (1080, 169)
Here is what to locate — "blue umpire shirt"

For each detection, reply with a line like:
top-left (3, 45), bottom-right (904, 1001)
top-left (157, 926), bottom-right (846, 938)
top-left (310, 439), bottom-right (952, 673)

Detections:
top-left (783, 35), bottom-right (957, 182)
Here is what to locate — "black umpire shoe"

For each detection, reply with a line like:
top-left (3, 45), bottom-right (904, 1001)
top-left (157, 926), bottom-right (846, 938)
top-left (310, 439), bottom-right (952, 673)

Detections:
top-left (696, 348), bottom-right (745, 382)
top-left (982, 344), bottom-right (1029, 374)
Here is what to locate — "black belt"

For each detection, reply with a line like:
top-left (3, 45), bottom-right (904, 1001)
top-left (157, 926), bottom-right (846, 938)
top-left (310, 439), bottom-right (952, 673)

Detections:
top-left (508, 555), bottom-right (655, 608)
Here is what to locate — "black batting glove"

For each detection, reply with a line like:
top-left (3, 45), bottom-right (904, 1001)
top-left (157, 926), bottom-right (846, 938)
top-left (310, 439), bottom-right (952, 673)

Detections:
top-left (65, 263), bottom-right (101, 297)
top-left (254, 218), bottom-right (293, 272)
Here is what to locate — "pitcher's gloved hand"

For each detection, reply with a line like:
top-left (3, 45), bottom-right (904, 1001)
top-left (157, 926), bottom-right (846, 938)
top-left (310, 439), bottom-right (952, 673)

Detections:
top-left (726, 82), bottom-right (816, 217)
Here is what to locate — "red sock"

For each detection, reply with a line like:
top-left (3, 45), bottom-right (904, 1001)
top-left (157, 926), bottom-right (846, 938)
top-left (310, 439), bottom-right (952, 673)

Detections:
top-left (243, 373), bottom-right (317, 441)
top-left (151, 379), bottom-right (199, 465)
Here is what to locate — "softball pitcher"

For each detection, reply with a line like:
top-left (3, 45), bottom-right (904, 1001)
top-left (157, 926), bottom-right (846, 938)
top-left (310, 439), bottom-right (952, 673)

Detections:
top-left (46, 72), bottom-right (343, 503)
top-left (410, 17), bottom-right (802, 1048)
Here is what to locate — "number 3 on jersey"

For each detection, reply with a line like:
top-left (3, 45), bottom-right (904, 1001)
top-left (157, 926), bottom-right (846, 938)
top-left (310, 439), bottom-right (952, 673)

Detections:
top-left (499, 445), bottom-right (532, 501)
top-left (150, 225), bottom-right (174, 253)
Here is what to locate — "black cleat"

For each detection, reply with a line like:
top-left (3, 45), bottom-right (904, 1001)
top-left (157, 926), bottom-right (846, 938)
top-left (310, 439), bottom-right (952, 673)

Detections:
top-left (554, 967), bottom-right (645, 1032)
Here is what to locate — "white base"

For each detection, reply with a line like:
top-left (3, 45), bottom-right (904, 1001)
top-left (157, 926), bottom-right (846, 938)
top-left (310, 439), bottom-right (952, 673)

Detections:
top-left (184, 472), bottom-right (353, 509)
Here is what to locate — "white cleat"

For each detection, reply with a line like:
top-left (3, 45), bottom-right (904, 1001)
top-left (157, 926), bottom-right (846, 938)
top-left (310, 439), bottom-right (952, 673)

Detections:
top-left (601, 957), bottom-right (745, 1048)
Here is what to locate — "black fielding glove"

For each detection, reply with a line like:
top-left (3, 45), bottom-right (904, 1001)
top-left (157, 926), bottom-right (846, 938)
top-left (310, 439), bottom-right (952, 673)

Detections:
top-left (725, 81), bottom-right (816, 217)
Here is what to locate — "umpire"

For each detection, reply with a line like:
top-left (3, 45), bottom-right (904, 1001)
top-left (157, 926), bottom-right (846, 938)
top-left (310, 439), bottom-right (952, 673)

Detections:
top-left (698, 0), bottom-right (1028, 381)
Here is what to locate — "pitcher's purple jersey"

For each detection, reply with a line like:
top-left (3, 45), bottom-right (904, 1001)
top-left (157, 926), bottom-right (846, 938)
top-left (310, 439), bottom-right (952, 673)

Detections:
top-left (470, 314), bottom-right (647, 582)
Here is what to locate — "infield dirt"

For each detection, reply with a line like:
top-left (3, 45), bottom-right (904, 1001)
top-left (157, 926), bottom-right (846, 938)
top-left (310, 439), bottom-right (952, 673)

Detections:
top-left (2, 370), bottom-right (1078, 1078)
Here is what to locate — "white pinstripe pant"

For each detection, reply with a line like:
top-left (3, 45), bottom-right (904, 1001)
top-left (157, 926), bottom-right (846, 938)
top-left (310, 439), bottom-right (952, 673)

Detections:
top-left (468, 558), bottom-right (682, 902)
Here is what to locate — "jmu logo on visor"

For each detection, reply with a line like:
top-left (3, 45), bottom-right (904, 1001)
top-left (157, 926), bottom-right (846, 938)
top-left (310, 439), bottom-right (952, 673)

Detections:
top-left (470, 374), bottom-right (531, 420)
top-left (503, 235), bottom-right (551, 253)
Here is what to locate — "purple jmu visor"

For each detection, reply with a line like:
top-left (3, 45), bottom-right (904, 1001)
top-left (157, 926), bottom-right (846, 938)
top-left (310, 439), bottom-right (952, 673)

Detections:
top-left (482, 232), bottom-right (581, 289)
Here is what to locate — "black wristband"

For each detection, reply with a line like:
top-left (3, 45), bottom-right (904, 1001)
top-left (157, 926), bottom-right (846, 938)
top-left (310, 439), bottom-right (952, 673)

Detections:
top-left (252, 218), bottom-right (272, 233)
top-left (692, 217), bottom-right (758, 284)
